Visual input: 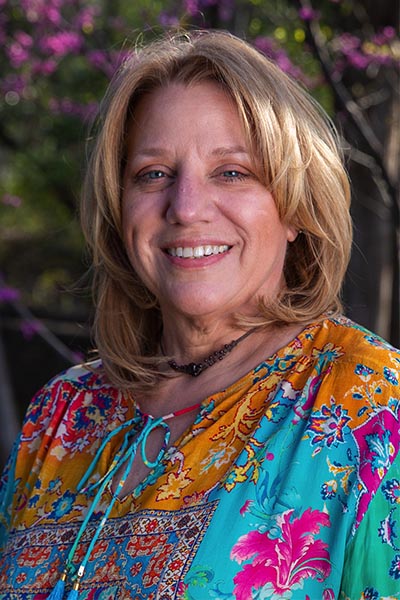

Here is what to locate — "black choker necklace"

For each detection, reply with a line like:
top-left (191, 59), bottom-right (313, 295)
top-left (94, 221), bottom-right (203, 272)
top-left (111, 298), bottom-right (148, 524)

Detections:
top-left (164, 329), bottom-right (256, 377)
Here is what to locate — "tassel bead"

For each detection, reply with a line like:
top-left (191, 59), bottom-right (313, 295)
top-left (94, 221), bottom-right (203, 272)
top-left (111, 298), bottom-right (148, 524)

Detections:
top-left (66, 578), bottom-right (80, 600)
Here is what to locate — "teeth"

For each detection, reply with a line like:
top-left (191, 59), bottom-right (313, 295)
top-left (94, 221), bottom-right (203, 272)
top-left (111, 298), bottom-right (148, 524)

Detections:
top-left (193, 246), bottom-right (204, 258)
top-left (167, 245), bottom-right (229, 258)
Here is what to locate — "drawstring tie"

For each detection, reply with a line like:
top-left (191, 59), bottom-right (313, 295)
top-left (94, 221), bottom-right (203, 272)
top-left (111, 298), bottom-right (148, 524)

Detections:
top-left (46, 402), bottom-right (200, 599)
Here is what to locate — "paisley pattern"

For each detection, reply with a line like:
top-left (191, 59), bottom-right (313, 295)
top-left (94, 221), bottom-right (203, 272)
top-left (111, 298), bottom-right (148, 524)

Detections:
top-left (0, 315), bottom-right (399, 599)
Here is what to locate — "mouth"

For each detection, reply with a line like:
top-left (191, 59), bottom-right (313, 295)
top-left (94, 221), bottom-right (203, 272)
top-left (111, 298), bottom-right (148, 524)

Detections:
top-left (165, 244), bottom-right (230, 259)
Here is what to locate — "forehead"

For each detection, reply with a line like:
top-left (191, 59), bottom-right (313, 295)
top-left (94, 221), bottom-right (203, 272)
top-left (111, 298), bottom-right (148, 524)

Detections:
top-left (125, 81), bottom-right (252, 158)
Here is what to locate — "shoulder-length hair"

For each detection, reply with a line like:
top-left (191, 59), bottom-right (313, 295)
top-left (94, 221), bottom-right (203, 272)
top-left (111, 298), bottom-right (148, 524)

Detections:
top-left (81, 29), bottom-right (352, 391)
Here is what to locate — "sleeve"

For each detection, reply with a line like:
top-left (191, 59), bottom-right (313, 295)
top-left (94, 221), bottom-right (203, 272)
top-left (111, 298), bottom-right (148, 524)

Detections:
top-left (0, 371), bottom-right (69, 555)
top-left (0, 436), bottom-right (20, 554)
top-left (340, 448), bottom-right (400, 596)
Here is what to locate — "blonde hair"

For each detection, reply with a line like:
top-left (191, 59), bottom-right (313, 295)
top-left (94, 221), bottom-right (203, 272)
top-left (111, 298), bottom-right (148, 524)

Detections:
top-left (81, 29), bottom-right (352, 391)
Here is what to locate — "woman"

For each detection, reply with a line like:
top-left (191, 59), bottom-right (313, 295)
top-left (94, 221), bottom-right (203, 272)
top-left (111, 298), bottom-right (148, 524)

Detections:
top-left (1, 30), bottom-right (399, 599)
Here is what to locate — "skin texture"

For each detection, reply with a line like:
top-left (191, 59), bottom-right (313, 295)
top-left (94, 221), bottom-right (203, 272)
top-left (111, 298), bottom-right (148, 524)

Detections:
top-left (116, 81), bottom-right (301, 494)
top-left (122, 81), bottom-right (297, 358)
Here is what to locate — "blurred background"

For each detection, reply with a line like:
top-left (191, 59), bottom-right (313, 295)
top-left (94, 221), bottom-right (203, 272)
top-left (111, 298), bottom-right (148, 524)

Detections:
top-left (0, 0), bottom-right (399, 466)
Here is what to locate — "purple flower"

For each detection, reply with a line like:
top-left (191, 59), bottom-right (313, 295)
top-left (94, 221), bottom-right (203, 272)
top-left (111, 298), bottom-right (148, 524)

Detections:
top-left (1, 74), bottom-right (27, 95)
top-left (158, 11), bottom-right (180, 27)
top-left (383, 26), bottom-right (396, 40)
top-left (14, 31), bottom-right (33, 48)
top-left (298, 7), bottom-right (319, 21)
top-left (184, 0), bottom-right (199, 16)
top-left (7, 42), bottom-right (30, 68)
top-left (347, 52), bottom-right (370, 69)
top-left (0, 286), bottom-right (20, 303)
top-left (40, 32), bottom-right (83, 57)
top-left (2, 193), bottom-right (22, 207)
top-left (73, 6), bottom-right (100, 30)
top-left (20, 319), bottom-right (41, 340)
top-left (36, 59), bottom-right (58, 76)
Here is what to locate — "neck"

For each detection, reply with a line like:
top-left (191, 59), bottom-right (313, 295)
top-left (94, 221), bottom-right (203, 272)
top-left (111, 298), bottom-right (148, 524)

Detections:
top-left (160, 319), bottom-right (248, 364)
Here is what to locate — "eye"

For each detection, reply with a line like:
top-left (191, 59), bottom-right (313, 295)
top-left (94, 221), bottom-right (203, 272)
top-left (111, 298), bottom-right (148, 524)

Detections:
top-left (136, 169), bottom-right (168, 183)
top-left (220, 169), bottom-right (249, 183)
top-left (131, 166), bottom-right (176, 190)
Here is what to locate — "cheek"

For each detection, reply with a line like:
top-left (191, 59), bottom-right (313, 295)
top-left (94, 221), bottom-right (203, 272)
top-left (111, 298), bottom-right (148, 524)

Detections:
top-left (121, 199), bottom-right (143, 249)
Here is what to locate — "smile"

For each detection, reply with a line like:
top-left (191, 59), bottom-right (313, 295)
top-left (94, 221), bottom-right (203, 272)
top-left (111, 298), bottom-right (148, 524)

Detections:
top-left (166, 245), bottom-right (230, 258)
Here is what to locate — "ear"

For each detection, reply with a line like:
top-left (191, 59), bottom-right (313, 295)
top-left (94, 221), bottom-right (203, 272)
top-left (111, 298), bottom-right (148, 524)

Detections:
top-left (286, 225), bottom-right (299, 243)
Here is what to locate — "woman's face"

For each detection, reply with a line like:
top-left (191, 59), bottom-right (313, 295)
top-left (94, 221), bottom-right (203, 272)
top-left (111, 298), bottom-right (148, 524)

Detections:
top-left (122, 81), bottom-right (296, 325)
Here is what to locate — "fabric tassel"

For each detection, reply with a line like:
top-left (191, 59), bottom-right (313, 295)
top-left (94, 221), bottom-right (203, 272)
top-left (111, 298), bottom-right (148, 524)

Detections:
top-left (66, 590), bottom-right (79, 600)
top-left (46, 576), bottom-right (66, 600)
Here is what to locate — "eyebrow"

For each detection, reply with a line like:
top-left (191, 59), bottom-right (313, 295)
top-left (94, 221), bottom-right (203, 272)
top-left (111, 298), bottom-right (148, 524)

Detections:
top-left (130, 145), bottom-right (250, 160)
top-left (211, 145), bottom-right (249, 157)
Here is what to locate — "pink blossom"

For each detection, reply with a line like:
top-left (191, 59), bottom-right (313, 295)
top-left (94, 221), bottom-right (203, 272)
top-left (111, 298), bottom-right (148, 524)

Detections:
top-left (73, 6), bottom-right (100, 30)
top-left (239, 500), bottom-right (253, 516)
top-left (383, 26), bottom-right (396, 40)
top-left (338, 33), bottom-right (361, 52)
top-left (2, 193), bottom-right (22, 207)
top-left (40, 32), bottom-right (83, 57)
top-left (158, 12), bottom-right (180, 27)
top-left (87, 49), bottom-right (121, 78)
top-left (347, 52), bottom-right (370, 69)
top-left (0, 286), bottom-right (20, 303)
top-left (7, 42), bottom-right (30, 68)
top-left (323, 590), bottom-right (335, 600)
top-left (184, 0), bottom-right (199, 16)
top-left (20, 319), bottom-right (41, 340)
top-left (36, 59), bottom-right (58, 76)
top-left (14, 31), bottom-right (33, 48)
top-left (254, 36), bottom-right (316, 86)
top-left (21, 0), bottom-right (63, 25)
top-left (231, 508), bottom-right (331, 597)
top-left (298, 7), bottom-right (319, 21)
top-left (1, 74), bottom-right (27, 95)
top-left (87, 49), bottom-right (110, 71)
top-left (48, 97), bottom-right (98, 122)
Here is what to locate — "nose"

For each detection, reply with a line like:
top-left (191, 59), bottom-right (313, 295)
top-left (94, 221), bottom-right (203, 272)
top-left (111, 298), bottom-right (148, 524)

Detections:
top-left (165, 174), bottom-right (212, 225)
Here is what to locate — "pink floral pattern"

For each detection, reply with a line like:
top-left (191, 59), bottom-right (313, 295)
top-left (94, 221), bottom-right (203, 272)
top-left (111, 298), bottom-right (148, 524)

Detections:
top-left (231, 508), bottom-right (331, 598)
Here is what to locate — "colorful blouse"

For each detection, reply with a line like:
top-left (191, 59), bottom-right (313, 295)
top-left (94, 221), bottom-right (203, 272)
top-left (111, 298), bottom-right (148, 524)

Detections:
top-left (1, 315), bottom-right (400, 599)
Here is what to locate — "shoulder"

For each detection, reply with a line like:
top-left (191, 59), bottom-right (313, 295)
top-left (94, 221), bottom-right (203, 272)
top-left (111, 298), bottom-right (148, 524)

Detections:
top-left (307, 314), bottom-right (399, 376)
top-left (27, 359), bottom-right (114, 410)
top-left (20, 360), bottom-right (124, 446)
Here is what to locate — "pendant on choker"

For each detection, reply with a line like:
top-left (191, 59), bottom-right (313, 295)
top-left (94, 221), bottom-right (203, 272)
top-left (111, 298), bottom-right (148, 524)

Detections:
top-left (165, 329), bottom-right (255, 377)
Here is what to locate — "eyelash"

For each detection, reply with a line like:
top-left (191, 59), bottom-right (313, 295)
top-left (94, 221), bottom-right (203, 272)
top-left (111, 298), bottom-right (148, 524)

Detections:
top-left (221, 170), bottom-right (248, 182)
top-left (133, 170), bottom-right (171, 186)
top-left (133, 168), bottom-right (250, 186)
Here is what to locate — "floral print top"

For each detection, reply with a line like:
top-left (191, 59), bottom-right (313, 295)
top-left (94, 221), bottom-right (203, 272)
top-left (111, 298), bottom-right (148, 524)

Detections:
top-left (0, 315), bottom-right (400, 599)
